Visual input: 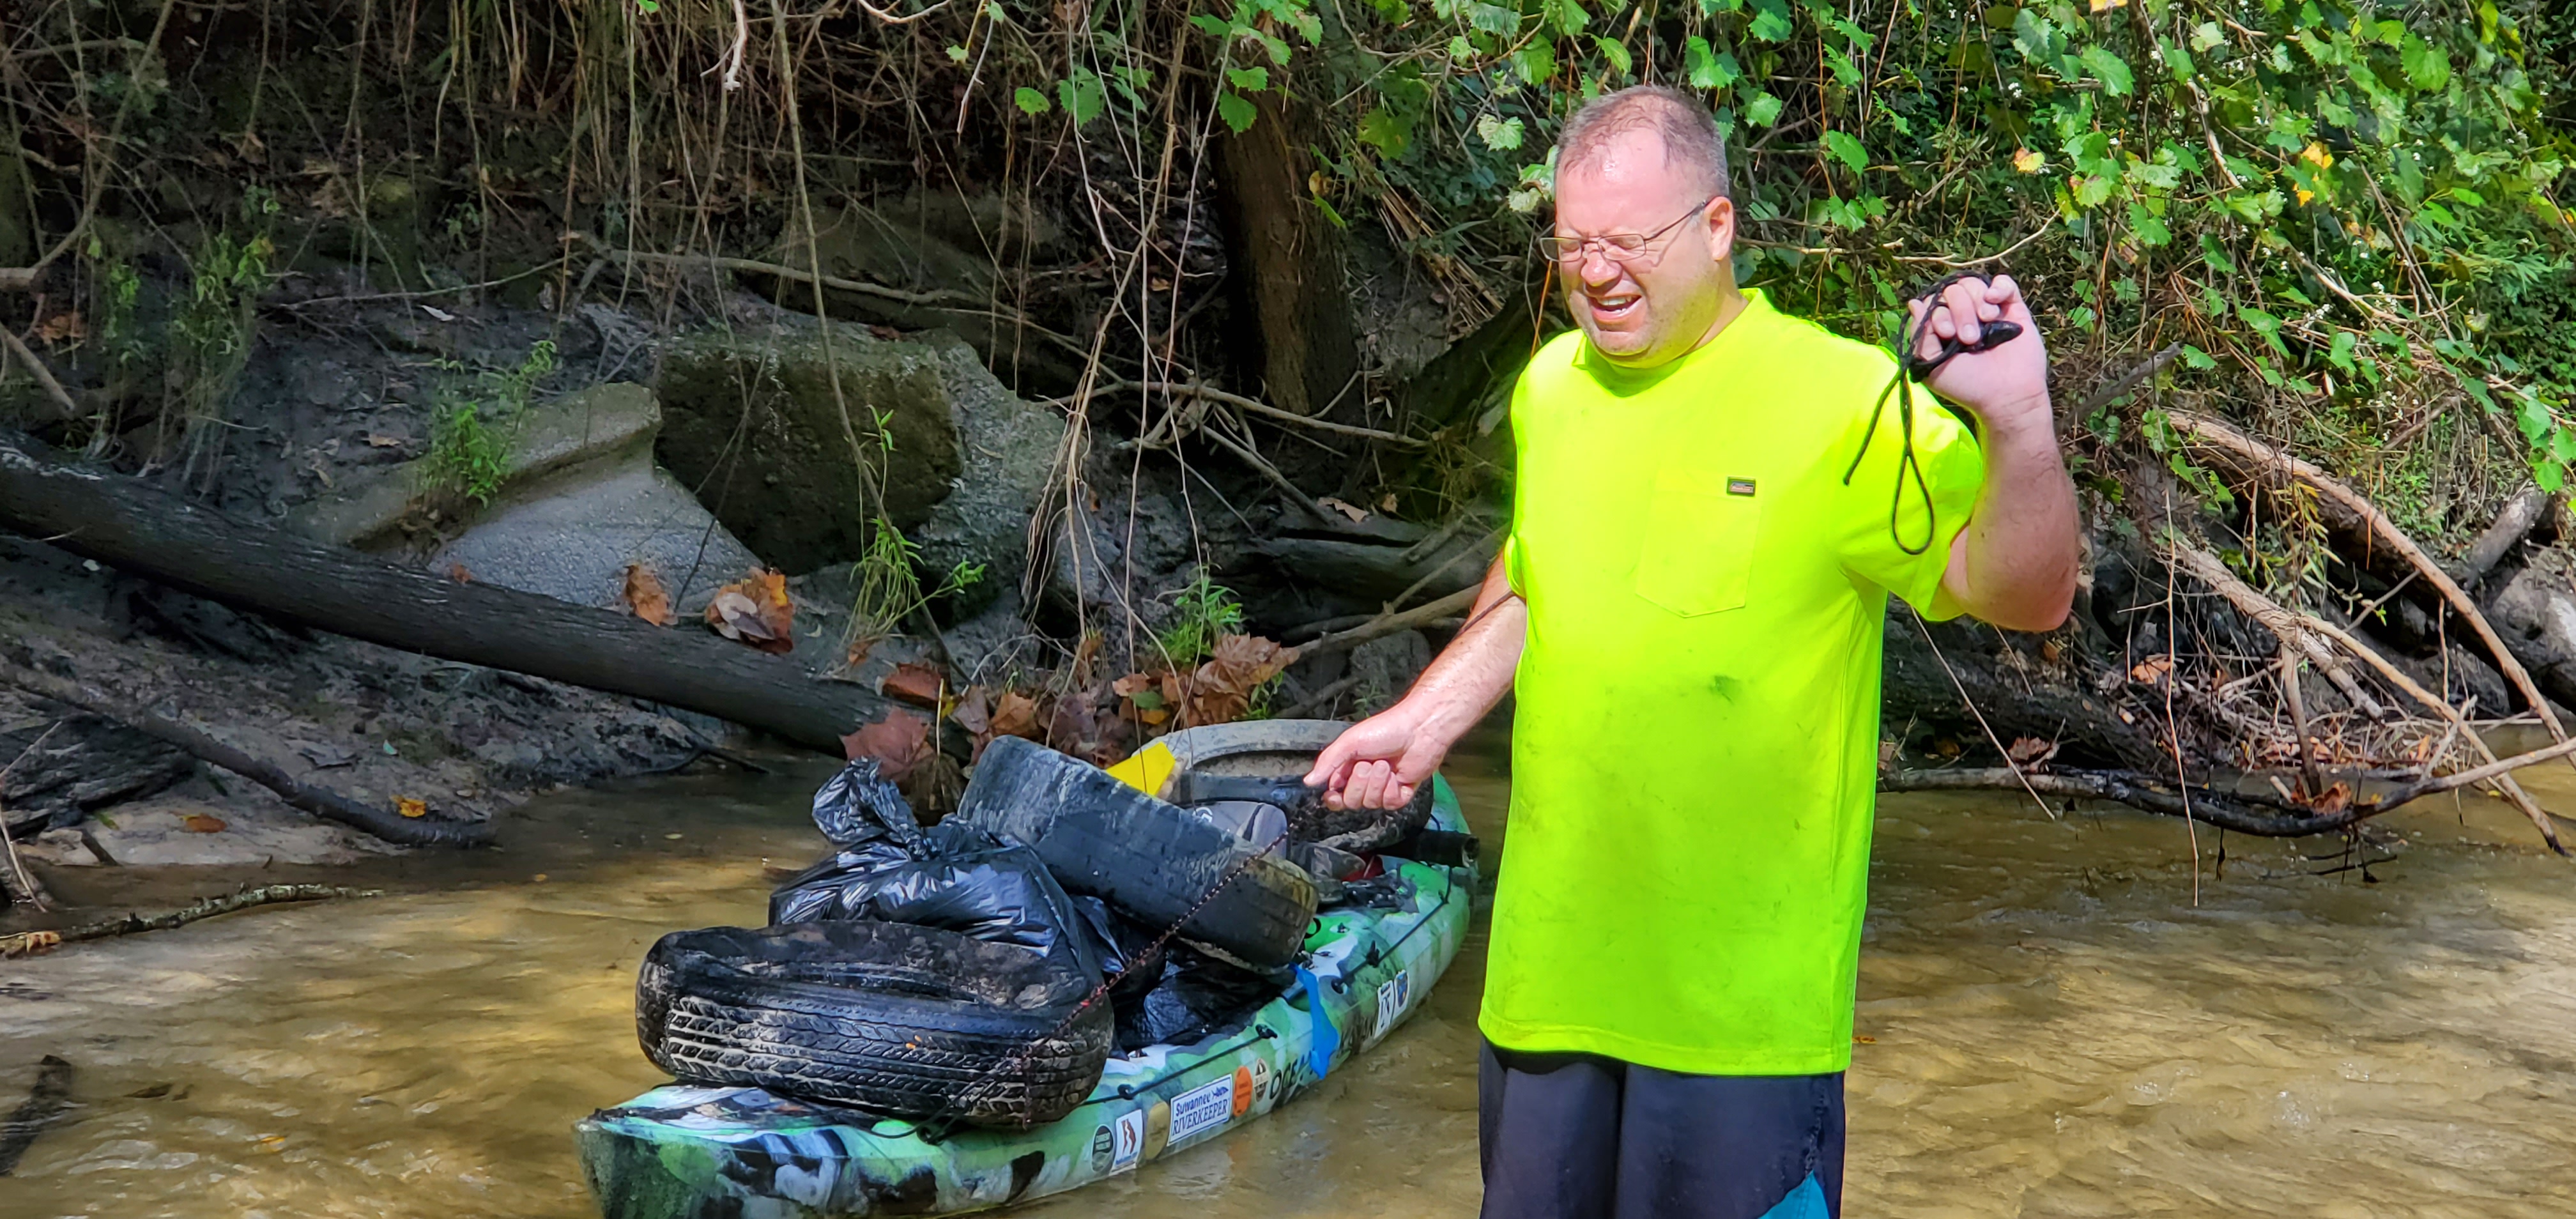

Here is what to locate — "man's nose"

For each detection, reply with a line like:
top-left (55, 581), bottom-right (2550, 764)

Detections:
top-left (1576, 247), bottom-right (1625, 287)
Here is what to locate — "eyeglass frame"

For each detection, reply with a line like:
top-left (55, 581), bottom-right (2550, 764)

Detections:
top-left (1538, 194), bottom-right (1726, 266)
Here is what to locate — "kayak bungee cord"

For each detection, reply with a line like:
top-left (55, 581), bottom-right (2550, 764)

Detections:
top-left (1841, 270), bottom-right (2026, 556)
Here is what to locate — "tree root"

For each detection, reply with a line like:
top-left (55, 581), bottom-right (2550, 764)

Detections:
top-left (0, 884), bottom-right (383, 959)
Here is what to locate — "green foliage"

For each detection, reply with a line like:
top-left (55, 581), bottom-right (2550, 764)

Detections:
top-left (424, 340), bottom-right (557, 505)
top-left (1156, 571), bottom-right (1244, 669)
top-left (845, 518), bottom-right (985, 659)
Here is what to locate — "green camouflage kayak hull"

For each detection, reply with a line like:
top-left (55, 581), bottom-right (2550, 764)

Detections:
top-left (577, 770), bottom-right (1474, 1218)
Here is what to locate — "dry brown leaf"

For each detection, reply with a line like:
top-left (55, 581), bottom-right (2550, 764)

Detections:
top-left (881, 662), bottom-right (945, 709)
top-left (1318, 496), bottom-right (1369, 523)
top-left (951, 685), bottom-right (993, 737)
top-left (2005, 737), bottom-right (2058, 767)
top-left (622, 563), bottom-right (678, 626)
top-left (365, 433), bottom-right (405, 448)
top-left (0, 930), bottom-right (61, 958)
top-left (990, 691), bottom-right (1044, 740)
top-left (394, 797), bottom-right (427, 819)
top-left (182, 813), bottom-right (227, 833)
top-left (2129, 654), bottom-right (2174, 684)
top-left (446, 563), bottom-right (473, 584)
top-left (841, 710), bottom-right (932, 780)
top-left (1183, 634), bottom-right (1294, 726)
top-left (705, 568), bottom-right (794, 654)
top-left (33, 311), bottom-right (84, 346)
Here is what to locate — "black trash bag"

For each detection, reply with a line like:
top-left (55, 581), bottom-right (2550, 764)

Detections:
top-left (1070, 897), bottom-right (1166, 1004)
top-left (1112, 944), bottom-right (1289, 1053)
top-left (771, 759), bottom-right (1108, 988)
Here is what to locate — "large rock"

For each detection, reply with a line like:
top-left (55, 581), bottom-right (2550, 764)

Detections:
top-left (654, 325), bottom-right (1069, 611)
top-left (2487, 545), bottom-right (2576, 707)
top-left (654, 326), bottom-right (967, 574)
top-left (286, 382), bottom-right (763, 610)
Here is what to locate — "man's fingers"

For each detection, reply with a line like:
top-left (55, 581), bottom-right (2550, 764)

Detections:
top-left (1943, 281), bottom-right (1983, 345)
top-left (1301, 740), bottom-right (1349, 789)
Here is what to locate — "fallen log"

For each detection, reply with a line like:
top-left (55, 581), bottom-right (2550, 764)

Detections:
top-left (0, 437), bottom-right (893, 756)
top-left (0, 660), bottom-right (491, 847)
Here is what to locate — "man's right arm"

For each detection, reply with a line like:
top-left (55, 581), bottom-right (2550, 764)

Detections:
top-left (1301, 556), bottom-right (1526, 810)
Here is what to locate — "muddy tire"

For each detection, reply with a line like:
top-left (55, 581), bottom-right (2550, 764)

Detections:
top-left (635, 922), bottom-right (1110, 1129)
top-left (954, 737), bottom-right (1320, 967)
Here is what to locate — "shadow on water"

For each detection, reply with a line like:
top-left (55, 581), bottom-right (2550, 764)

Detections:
top-left (6, 730), bottom-right (2576, 1216)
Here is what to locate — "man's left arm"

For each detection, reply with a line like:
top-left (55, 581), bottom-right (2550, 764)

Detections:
top-left (1919, 274), bottom-right (2081, 632)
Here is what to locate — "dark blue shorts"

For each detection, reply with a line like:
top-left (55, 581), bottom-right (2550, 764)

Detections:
top-left (1478, 1041), bottom-right (1844, 1219)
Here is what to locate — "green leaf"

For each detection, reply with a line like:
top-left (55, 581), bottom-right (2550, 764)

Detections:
top-left (2189, 21), bottom-right (2223, 50)
top-left (1514, 42), bottom-right (1556, 84)
top-left (2073, 174), bottom-right (2114, 207)
top-left (1357, 107), bottom-right (1413, 157)
top-left (1313, 195), bottom-right (1348, 227)
top-left (2551, 428), bottom-right (2576, 465)
top-left (1547, 0), bottom-right (1590, 35)
top-left (2448, 186), bottom-right (2486, 207)
top-left (2518, 395), bottom-right (2554, 442)
top-left (2401, 36), bottom-right (2451, 91)
top-left (2181, 344), bottom-right (2216, 370)
top-left (1013, 86), bottom-right (1052, 115)
top-left (2128, 203), bottom-right (2171, 246)
top-left (1217, 91), bottom-right (1257, 132)
top-left (945, 44), bottom-right (969, 62)
top-left (1685, 37), bottom-right (1741, 89)
top-left (1593, 35), bottom-right (1632, 77)
top-left (1822, 130), bottom-right (1867, 173)
top-left (2078, 45), bottom-right (2134, 96)
top-left (1188, 13), bottom-right (1230, 36)
top-left (1742, 89), bottom-right (1784, 126)
top-left (2328, 331), bottom-right (2358, 373)
top-left (1227, 65), bottom-right (1269, 91)
top-left (1058, 72), bottom-right (1105, 125)
top-left (1476, 113), bottom-right (1526, 150)
top-left (2539, 459), bottom-right (2566, 494)
top-left (1747, 0), bottom-right (1793, 42)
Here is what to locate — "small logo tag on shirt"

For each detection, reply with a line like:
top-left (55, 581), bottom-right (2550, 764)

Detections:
top-left (1726, 478), bottom-right (1757, 496)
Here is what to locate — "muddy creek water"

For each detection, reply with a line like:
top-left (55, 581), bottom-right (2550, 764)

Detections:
top-left (8, 731), bottom-right (2576, 1217)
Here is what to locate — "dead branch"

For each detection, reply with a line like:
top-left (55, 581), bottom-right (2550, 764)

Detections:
top-left (0, 884), bottom-right (383, 958)
top-left (1080, 380), bottom-right (1429, 448)
top-left (2167, 411), bottom-right (2568, 745)
top-left (0, 660), bottom-right (491, 847)
top-left (0, 330), bottom-right (78, 425)
top-left (2163, 542), bottom-right (2383, 716)
top-left (1296, 585), bottom-right (1478, 659)
top-left (2169, 544), bottom-right (2564, 852)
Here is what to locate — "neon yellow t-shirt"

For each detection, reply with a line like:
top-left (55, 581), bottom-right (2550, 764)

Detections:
top-left (1480, 289), bottom-right (1988, 1076)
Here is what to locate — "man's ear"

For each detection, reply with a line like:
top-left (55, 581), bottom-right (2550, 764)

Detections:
top-left (1704, 196), bottom-right (1737, 263)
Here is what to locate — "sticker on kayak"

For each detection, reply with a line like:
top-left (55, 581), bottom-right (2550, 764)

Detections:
top-left (1110, 1108), bottom-right (1146, 1172)
top-left (1167, 1075), bottom-right (1235, 1144)
top-left (1374, 969), bottom-right (1413, 1041)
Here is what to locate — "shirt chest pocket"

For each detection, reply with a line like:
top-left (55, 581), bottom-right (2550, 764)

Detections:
top-left (1632, 468), bottom-right (1762, 617)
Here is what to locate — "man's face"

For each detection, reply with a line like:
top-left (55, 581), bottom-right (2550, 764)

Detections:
top-left (1551, 128), bottom-right (1737, 367)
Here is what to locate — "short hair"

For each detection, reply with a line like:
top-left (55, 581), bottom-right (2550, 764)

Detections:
top-left (1554, 85), bottom-right (1732, 202)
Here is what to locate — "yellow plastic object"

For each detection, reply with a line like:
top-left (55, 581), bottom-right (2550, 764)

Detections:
top-left (1104, 740), bottom-right (1178, 798)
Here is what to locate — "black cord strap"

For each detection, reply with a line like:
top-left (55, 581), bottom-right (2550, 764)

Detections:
top-left (1841, 270), bottom-right (2025, 556)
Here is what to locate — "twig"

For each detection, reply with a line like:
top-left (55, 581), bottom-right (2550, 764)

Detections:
top-left (0, 661), bottom-right (492, 847)
top-left (1281, 675), bottom-right (1363, 719)
top-left (0, 330), bottom-right (79, 425)
top-left (0, 723), bottom-right (65, 912)
top-left (2279, 643), bottom-right (2323, 799)
top-left (1381, 525), bottom-right (1503, 617)
top-left (1296, 586), bottom-right (1479, 660)
top-left (2168, 411), bottom-right (2570, 747)
top-left (0, 884), bottom-right (384, 959)
top-left (2077, 343), bottom-right (2184, 414)
top-left (1910, 614), bottom-right (2053, 818)
top-left (1890, 226), bottom-right (2051, 268)
top-left (1193, 424), bottom-right (1348, 531)
top-left (1081, 380), bottom-right (1428, 448)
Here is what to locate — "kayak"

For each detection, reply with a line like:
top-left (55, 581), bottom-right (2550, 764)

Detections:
top-left (576, 721), bottom-right (1478, 1218)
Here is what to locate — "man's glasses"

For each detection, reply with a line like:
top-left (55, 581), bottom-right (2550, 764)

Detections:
top-left (1537, 194), bottom-right (1721, 265)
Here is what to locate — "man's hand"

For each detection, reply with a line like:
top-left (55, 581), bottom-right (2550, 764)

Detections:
top-left (1910, 273), bottom-right (2050, 436)
top-left (1301, 702), bottom-right (1448, 811)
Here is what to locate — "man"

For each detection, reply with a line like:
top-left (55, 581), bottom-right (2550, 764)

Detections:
top-left (1301, 86), bottom-right (2079, 1218)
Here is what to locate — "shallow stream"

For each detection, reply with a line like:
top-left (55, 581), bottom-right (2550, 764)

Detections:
top-left (7, 732), bottom-right (2576, 1216)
